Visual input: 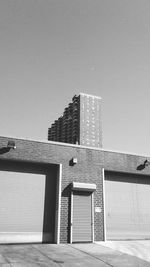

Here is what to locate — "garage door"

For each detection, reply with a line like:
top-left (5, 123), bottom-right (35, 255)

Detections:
top-left (105, 171), bottom-right (150, 240)
top-left (0, 171), bottom-right (46, 243)
top-left (72, 192), bottom-right (92, 242)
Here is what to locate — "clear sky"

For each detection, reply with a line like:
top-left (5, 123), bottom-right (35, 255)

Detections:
top-left (0, 0), bottom-right (150, 156)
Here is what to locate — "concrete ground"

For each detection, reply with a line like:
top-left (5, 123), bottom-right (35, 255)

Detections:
top-left (0, 242), bottom-right (150, 267)
top-left (97, 240), bottom-right (150, 263)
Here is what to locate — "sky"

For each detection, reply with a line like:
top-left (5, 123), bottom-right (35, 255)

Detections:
top-left (0, 0), bottom-right (150, 156)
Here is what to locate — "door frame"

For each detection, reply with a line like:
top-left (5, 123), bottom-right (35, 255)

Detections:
top-left (54, 164), bottom-right (62, 244)
top-left (102, 168), bottom-right (106, 241)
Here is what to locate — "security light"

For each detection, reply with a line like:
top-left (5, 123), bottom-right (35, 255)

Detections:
top-left (72, 157), bottom-right (78, 164)
top-left (69, 157), bottom-right (78, 166)
top-left (137, 159), bottom-right (150, 171)
top-left (7, 141), bottom-right (16, 149)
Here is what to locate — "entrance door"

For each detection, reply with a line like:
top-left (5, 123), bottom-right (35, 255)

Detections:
top-left (72, 192), bottom-right (92, 242)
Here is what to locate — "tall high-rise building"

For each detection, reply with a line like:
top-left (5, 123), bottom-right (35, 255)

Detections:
top-left (48, 93), bottom-right (102, 148)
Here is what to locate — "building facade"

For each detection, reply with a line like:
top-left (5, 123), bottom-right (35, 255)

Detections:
top-left (0, 93), bottom-right (150, 244)
top-left (48, 93), bottom-right (102, 148)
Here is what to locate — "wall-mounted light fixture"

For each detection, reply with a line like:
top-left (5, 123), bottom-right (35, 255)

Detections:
top-left (7, 140), bottom-right (16, 150)
top-left (72, 157), bottom-right (77, 164)
top-left (137, 159), bottom-right (150, 171)
top-left (69, 157), bottom-right (78, 166)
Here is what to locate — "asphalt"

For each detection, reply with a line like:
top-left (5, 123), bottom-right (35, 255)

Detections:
top-left (0, 242), bottom-right (150, 267)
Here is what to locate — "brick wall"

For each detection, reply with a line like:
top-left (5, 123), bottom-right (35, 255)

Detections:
top-left (0, 136), bottom-right (150, 243)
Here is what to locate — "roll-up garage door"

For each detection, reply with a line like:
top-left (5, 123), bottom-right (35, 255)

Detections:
top-left (72, 192), bottom-right (92, 242)
top-left (105, 171), bottom-right (150, 240)
top-left (0, 171), bottom-right (46, 243)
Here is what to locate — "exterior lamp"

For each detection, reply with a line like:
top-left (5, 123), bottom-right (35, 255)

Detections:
top-left (7, 141), bottom-right (16, 150)
top-left (72, 158), bottom-right (78, 164)
top-left (69, 157), bottom-right (78, 166)
top-left (137, 160), bottom-right (150, 171)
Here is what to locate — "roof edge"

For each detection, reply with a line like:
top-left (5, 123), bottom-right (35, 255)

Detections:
top-left (79, 92), bottom-right (102, 100)
top-left (0, 134), bottom-right (149, 158)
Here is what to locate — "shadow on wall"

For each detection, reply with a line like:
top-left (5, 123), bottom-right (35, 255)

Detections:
top-left (0, 147), bottom-right (11, 154)
top-left (42, 167), bottom-right (57, 243)
top-left (62, 184), bottom-right (72, 243)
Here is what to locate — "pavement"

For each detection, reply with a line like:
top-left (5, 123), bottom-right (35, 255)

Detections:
top-left (0, 242), bottom-right (149, 266)
top-left (97, 240), bottom-right (150, 263)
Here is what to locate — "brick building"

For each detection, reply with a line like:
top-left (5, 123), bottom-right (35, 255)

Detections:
top-left (0, 93), bottom-right (150, 244)
top-left (48, 93), bottom-right (102, 148)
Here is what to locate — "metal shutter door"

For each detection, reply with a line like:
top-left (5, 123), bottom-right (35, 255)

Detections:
top-left (0, 171), bottom-right (45, 243)
top-left (105, 172), bottom-right (150, 240)
top-left (72, 192), bottom-right (92, 242)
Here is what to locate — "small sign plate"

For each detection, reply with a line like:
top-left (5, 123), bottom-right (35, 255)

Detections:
top-left (95, 207), bottom-right (102, 213)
